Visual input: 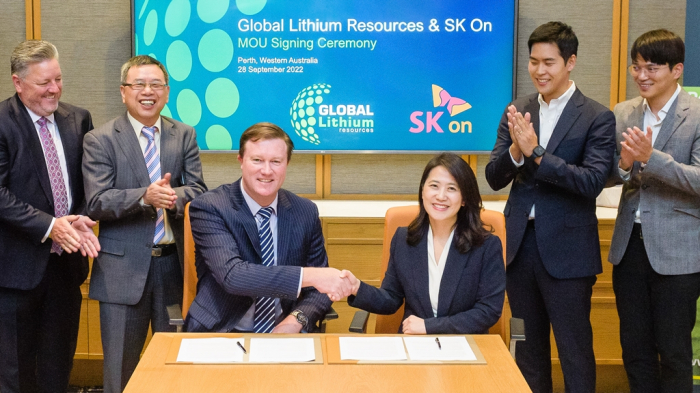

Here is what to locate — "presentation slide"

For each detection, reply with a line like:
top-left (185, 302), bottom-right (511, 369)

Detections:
top-left (132, 0), bottom-right (516, 152)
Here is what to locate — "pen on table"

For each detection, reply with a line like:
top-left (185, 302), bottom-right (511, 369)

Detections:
top-left (237, 341), bottom-right (247, 354)
top-left (435, 337), bottom-right (441, 350)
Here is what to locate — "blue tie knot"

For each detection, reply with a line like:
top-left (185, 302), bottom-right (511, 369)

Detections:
top-left (141, 126), bottom-right (158, 141)
top-left (257, 206), bottom-right (273, 221)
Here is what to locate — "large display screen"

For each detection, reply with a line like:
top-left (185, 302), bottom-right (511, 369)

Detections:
top-left (132, 0), bottom-right (517, 152)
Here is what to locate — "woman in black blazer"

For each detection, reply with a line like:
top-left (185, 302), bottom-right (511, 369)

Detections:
top-left (344, 153), bottom-right (506, 334)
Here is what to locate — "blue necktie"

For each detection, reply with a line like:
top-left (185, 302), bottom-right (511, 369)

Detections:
top-left (141, 126), bottom-right (165, 245)
top-left (253, 207), bottom-right (276, 333)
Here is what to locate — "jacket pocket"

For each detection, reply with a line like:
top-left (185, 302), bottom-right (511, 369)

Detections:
top-left (98, 236), bottom-right (125, 256)
top-left (673, 207), bottom-right (700, 219)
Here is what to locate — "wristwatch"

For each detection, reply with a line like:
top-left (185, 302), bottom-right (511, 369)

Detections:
top-left (290, 309), bottom-right (309, 329)
top-left (531, 145), bottom-right (546, 158)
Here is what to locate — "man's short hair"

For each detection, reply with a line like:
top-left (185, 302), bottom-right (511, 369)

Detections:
top-left (528, 21), bottom-right (578, 62)
top-left (239, 122), bottom-right (294, 162)
top-left (120, 55), bottom-right (169, 85)
top-left (11, 40), bottom-right (59, 79)
top-left (631, 29), bottom-right (684, 69)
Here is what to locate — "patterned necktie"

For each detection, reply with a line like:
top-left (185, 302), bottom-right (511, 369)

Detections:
top-left (37, 117), bottom-right (68, 254)
top-left (141, 126), bottom-right (165, 244)
top-left (253, 207), bottom-right (276, 333)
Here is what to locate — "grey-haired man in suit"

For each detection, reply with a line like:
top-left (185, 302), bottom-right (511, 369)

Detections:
top-left (608, 29), bottom-right (700, 393)
top-left (0, 39), bottom-right (100, 393)
top-left (82, 55), bottom-right (206, 393)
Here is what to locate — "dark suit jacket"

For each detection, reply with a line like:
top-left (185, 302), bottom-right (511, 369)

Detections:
top-left (185, 180), bottom-right (332, 332)
top-left (348, 228), bottom-right (506, 334)
top-left (485, 89), bottom-right (616, 279)
top-left (0, 94), bottom-right (91, 290)
top-left (83, 113), bottom-right (206, 305)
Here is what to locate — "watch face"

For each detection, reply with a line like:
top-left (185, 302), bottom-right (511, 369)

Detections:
top-left (533, 146), bottom-right (545, 157)
top-left (293, 311), bottom-right (308, 326)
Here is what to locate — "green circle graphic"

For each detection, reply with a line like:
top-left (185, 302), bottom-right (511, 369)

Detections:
top-left (236, 0), bottom-right (266, 15)
top-left (198, 0), bottom-right (229, 23)
top-left (205, 125), bottom-right (233, 149)
top-left (206, 78), bottom-right (239, 118)
top-left (198, 29), bottom-right (234, 72)
top-left (176, 89), bottom-right (202, 126)
top-left (165, 0), bottom-right (191, 37)
top-left (166, 40), bottom-right (192, 81)
top-left (144, 10), bottom-right (158, 46)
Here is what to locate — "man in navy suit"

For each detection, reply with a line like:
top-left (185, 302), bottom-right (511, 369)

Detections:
top-left (485, 22), bottom-right (616, 393)
top-left (0, 40), bottom-right (100, 393)
top-left (185, 123), bottom-right (349, 333)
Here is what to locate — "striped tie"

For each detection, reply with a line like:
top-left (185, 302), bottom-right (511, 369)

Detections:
top-left (253, 207), bottom-right (276, 333)
top-left (37, 117), bottom-right (68, 254)
top-left (141, 126), bottom-right (165, 244)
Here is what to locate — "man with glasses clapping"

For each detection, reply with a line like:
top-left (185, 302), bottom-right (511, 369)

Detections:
top-left (82, 55), bottom-right (207, 393)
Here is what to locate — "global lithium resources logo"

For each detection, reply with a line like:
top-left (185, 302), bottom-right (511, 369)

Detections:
top-left (290, 84), bottom-right (375, 145)
top-left (409, 85), bottom-right (473, 133)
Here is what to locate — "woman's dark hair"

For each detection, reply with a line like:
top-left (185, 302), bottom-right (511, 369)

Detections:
top-left (407, 153), bottom-right (490, 252)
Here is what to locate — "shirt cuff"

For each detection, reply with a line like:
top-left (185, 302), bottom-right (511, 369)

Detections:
top-left (509, 149), bottom-right (524, 167)
top-left (42, 217), bottom-right (56, 243)
top-left (297, 267), bottom-right (303, 298)
top-left (618, 165), bottom-right (631, 181)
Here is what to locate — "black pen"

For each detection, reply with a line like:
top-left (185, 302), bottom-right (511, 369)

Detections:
top-left (435, 337), bottom-right (441, 350)
top-left (237, 341), bottom-right (247, 354)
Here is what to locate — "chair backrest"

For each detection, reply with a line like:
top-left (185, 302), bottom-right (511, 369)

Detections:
top-left (182, 202), bottom-right (197, 317)
top-left (374, 205), bottom-right (507, 341)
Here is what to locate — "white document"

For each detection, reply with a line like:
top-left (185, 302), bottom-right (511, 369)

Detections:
top-left (403, 336), bottom-right (476, 361)
top-left (339, 337), bottom-right (407, 361)
top-left (176, 338), bottom-right (245, 363)
top-left (248, 338), bottom-right (316, 362)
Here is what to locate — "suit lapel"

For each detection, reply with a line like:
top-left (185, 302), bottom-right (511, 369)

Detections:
top-left (411, 234), bottom-right (434, 317)
top-left (159, 117), bottom-right (178, 182)
top-left (437, 242), bottom-right (469, 317)
top-left (230, 181), bottom-right (263, 258)
top-left (276, 191), bottom-right (292, 266)
top-left (545, 89), bottom-right (583, 153)
top-left (654, 91), bottom-right (687, 151)
top-left (11, 95), bottom-right (54, 206)
top-left (114, 113), bottom-right (151, 188)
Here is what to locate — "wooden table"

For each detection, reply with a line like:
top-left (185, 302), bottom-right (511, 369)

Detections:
top-left (124, 333), bottom-right (531, 393)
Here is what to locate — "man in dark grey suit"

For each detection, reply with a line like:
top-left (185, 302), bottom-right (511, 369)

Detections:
top-left (185, 123), bottom-right (350, 334)
top-left (0, 40), bottom-right (99, 393)
top-left (82, 55), bottom-right (206, 393)
top-left (608, 29), bottom-right (700, 393)
top-left (485, 22), bottom-right (616, 393)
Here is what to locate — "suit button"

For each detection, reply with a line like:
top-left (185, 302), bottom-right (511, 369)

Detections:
top-left (641, 184), bottom-right (649, 190)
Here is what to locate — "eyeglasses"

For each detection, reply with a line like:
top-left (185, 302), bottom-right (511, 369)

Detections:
top-left (122, 82), bottom-right (167, 91)
top-left (628, 64), bottom-right (667, 76)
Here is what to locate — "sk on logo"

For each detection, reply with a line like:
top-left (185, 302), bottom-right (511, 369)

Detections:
top-left (409, 85), bottom-right (473, 133)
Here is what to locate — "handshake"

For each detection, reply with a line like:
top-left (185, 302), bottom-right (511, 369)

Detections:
top-left (302, 268), bottom-right (361, 302)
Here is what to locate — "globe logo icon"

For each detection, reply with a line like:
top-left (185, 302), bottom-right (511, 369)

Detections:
top-left (290, 83), bottom-right (332, 145)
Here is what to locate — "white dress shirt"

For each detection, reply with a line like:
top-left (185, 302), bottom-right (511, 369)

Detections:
top-left (128, 112), bottom-right (175, 244)
top-left (510, 81), bottom-right (577, 219)
top-left (427, 226), bottom-right (455, 318)
top-left (235, 183), bottom-right (304, 331)
top-left (26, 108), bottom-right (73, 242)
